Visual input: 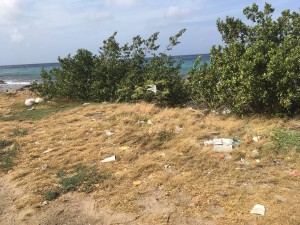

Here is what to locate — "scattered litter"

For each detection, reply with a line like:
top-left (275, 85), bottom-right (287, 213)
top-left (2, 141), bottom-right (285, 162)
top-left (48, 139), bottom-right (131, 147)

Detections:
top-left (290, 170), bottom-right (298, 177)
top-left (188, 107), bottom-right (197, 112)
top-left (253, 136), bottom-right (261, 142)
top-left (119, 146), bottom-right (130, 151)
top-left (41, 148), bottom-right (55, 154)
top-left (41, 201), bottom-right (48, 206)
top-left (255, 159), bottom-right (261, 163)
top-left (147, 120), bottom-right (153, 125)
top-left (35, 98), bottom-right (44, 103)
top-left (274, 195), bottom-right (287, 202)
top-left (82, 103), bottom-right (90, 106)
top-left (133, 180), bottom-right (142, 186)
top-left (105, 130), bottom-right (114, 136)
top-left (175, 126), bottom-right (183, 133)
top-left (41, 164), bottom-right (48, 170)
top-left (221, 108), bottom-right (231, 115)
top-left (25, 98), bottom-right (35, 106)
top-left (101, 156), bottom-right (116, 163)
top-left (27, 107), bottom-right (35, 111)
top-left (251, 149), bottom-right (259, 158)
top-left (137, 120), bottom-right (145, 125)
top-left (209, 131), bottom-right (220, 135)
top-left (147, 84), bottom-right (157, 93)
top-left (204, 138), bottom-right (240, 152)
top-left (164, 164), bottom-right (171, 170)
top-left (241, 158), bottom-right (250, 166)
top-left (213, 144), bottom-right (232, 152)
top-left (250, 204), bottom-right (265, 216)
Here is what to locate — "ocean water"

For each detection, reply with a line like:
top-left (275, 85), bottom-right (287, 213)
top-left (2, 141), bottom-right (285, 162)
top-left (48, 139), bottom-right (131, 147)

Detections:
top-left (0, 54), bottom-right (209, 91)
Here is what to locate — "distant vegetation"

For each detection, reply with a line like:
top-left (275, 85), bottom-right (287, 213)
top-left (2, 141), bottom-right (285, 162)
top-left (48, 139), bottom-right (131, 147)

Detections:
top-left (32, 3), bottom-right (300, 116)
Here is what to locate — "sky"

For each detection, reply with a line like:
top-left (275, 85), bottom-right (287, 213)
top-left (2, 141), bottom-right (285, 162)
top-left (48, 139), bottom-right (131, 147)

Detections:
top-left (0, 0), bottom-right (298, 65)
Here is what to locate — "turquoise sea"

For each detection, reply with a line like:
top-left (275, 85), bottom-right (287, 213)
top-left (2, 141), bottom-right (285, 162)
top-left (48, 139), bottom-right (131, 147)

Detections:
top-left (0, 54), bottom-right (209, 91)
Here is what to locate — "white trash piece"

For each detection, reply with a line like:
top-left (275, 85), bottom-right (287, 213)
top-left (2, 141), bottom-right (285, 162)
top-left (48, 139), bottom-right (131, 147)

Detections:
top-left (253, 136), bottom-right (261, 142)
top-left (105, 130), bottom-right (114, 136)
top-left (250, 204), bottom-right (265, 216)
top-left (147, 120), bottom-right (153, 125)
top-left (147, 84), bottom-right (157, 93)
top-left (25, 98), bottom-right (36, 106)
top-left (204, 138), bottom-right (237, 152)
top-left (175, 126), bottom-right (183, 133)
top-left (101, 156), bottom-right (116, 163)
top-left (35, 98), bottom-right (44, 103)
top-left (213, 138), bottom-right (234, 152)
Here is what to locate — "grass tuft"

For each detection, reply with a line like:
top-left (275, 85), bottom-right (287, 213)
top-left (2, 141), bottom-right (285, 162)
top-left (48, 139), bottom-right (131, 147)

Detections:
top-left (40, 164), bottom-right (110, 201)
top-left (0, 101), bottom-right (81, 121)
top-left (10, 128), bottom-right (29, 137)
top-left (0, 140), bottom-right (19, 171)
top-left (271, 128), bottom-right (300, 153)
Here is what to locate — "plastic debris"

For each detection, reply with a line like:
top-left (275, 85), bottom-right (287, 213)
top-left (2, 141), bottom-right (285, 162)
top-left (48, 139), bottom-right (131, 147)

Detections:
top-left (188, 107), bottom-right (197, 112)
top-left (204, 138), bottom-right (240, 152)
top-left (41, 148), bottom-right (55, 154)
top-left (164, 164), bottom-right (171, 170)
top-left (252, 136), bottom-right (261, 142)
top-left (82, 103), bottom-right (90, 106)
top-left (175, 126), bottom-right (183, 133)
top-left (133, 180), bottom-right (142, 186)
top-left (290, 170), bottom-right (298, 177)
top-left (241, 158), bottom-right (250, 166)
top-left (250, 204), bottom-right (265, 216)
top-left (119, 146), bottom-right (130, 151)
top-left (101, 156), bottom-right (116, 163)
top-left (41, 164), bottom-right (48, 170)
top-left (147, 84), bottom-right (157, 93)
top-left (221, 108), bottom-right (231, 115)
top-left (147, 120), bottom-right (153, 125)
top-left (27, 107), bottom-right (35, 111)
top-left (105, 130), bottom-right (114, 136)
top-left (25, 98), bottom-right (35, 106)
top-left (274, 195), bottom-right (287, 202)
top-left (35, 98), bottom-right (44, 103)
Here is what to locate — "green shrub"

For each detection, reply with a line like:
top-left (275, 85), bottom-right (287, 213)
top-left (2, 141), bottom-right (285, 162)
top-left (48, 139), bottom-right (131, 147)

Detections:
top-left (32, 30), bottom-right (188, 106)
top-left (188, 3), bottom-right (300, 115)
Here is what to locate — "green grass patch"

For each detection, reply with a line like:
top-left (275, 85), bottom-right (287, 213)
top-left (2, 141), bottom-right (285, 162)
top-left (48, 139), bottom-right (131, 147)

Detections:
top-left (0, 140), bottom-right (19, 171)
top-left (10, 128), bottom-right (29, 137)
top-left (271, 129), bottom-right (300, 153)
top-left (0, 101), bottom-right (81, 121)
top-left (39, 164), bottom-right (110, 201)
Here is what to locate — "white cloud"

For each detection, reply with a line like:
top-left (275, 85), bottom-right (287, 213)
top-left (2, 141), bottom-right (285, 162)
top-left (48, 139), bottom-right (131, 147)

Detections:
top-left (10, 28), bottom-right (24, 43)
top-left (84, 11), bottom-right (113, 21)
top-left (0, 0), bottom-right (21, 24)
top-left (166, 6), bottom-right (191, 19)
top-left (105, 0), bottom-right (138, 7)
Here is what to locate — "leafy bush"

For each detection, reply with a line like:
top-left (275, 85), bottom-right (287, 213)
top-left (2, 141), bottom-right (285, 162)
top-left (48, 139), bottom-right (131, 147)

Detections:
top-left (188, 3), bottom-right (300, 115)
top-left (32, 30), bottom-right (188, 106)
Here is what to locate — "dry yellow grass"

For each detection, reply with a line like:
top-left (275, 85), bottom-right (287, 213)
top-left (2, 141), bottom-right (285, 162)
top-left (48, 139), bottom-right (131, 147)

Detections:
top-left (0, 90), bottom-right (299, 225)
